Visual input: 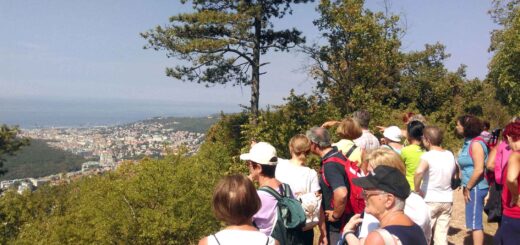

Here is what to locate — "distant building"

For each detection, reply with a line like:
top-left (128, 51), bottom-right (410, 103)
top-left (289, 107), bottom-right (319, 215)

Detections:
top-left (82, 161), bottom-right (101, 172)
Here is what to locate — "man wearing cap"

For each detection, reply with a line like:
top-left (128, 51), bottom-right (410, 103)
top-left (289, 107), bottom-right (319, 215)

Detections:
top-left (340, 165), bottom-right (427, 245)
top-left (240, 142), bottom-right (285, 236)
top-left (306, 127), bottom-right (350, 245)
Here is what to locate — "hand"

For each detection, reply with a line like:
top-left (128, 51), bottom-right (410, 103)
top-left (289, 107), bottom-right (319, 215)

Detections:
top-left (325, 210), bottom-right (340, 222)
top-left (318, 233), bottom-right (328, 245)
top-left (463, 187), bottom-right (471, 204)
top-left (484, 192), bottom-right (490, 206)
top-left (343, 213), bottom-right (363, 233)
top-left (376, 126), bottom-right (386, 132)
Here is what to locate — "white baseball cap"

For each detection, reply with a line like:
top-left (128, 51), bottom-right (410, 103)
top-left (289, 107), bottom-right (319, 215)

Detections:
top-left (240, 142), bottom-right (278, 165)
top-left (383, 126), bottom-right (402, 142)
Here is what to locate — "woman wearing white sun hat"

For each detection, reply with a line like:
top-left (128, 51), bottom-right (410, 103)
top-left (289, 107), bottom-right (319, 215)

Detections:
top-left (381, 126), bottom-right (404, 155)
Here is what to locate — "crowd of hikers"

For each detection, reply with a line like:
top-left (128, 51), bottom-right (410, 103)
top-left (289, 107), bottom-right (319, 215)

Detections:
top-left (198, 110), bottom-right (520, 245)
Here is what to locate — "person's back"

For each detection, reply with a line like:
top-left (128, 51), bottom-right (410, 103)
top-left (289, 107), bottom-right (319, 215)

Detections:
top-left (420, 150), bottom-right (456, 201)
top-left (401, 121), bottom-right (425, 187)
top-left (333, 139), bottom-right (363, 163)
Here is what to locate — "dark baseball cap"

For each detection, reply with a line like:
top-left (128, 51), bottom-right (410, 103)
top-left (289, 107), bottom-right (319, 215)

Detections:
top-left (352, 165), bottom-right (410, 199)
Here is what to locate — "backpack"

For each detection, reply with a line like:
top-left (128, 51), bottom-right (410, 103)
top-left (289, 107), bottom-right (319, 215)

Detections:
top-left (321, 151), bottom-right (366, 218)
top-left (258, 184), bottom-right (306, 245)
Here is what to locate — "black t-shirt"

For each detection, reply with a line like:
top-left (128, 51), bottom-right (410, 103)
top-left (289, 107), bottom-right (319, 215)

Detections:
top-left (319, 147), bottom-right (351, 231)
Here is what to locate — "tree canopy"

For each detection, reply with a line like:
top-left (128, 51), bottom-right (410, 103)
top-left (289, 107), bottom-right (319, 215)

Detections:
top-left (141, 0), bottom-right (313, 123)
top-left (0, 125), bottom-right (29, 176)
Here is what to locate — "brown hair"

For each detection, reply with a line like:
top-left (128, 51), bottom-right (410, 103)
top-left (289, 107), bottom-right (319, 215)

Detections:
top-left (212, 174), bottom-right (261, 225)
top-left (366, 148), bottom-right (406, 175)
top-left (289, 134), bottom-right (311, 162)
top-left (336, 118), bottom-right (363, 140)
top-left (423, 126), bottom-right (443, 146)
top-left (457, 115), bottom-right (483, 138)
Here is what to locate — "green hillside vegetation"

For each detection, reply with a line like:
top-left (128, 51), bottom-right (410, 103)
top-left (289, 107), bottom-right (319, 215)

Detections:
top-left (1, 139), bottom-right (87, 181)
top-left (1, 0), bottom-right (519, 244)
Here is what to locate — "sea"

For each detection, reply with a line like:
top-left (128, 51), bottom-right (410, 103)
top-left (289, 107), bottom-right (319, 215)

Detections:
top-left (0, 98), bottom-right (241, 128)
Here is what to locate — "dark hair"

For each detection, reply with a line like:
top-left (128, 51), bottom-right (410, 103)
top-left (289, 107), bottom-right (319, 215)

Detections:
top-left (457, 115), bottom-right (483, 138)
top-left (483, 121), bottom-right (490, 131)
top-left (407, 121), bottom-right (425, 141)
top-left (503, 122), bottom-right (520, 142)
top-left (423, 126), bottom-right (443, 146)
top-left (260, 164), bottom-right (277, 178)
top-left (352, 110), bottom-right (371, 128)
top-left (212, 174), bottom-right (261, 225)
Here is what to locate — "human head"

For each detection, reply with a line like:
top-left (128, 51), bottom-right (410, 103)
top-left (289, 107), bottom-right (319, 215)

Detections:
top-left (336, 118), bottom-right (363, 140)
top-left (352, 110), bottom-right (371, 129)
top-left (422, 126), bottom-right (443, 148)
top-left (212, 174), bottom-right (261, 226)
top-left (383, 126), bottom-right (402, 143)
top-left (407, 120), bottom-right (425, 142)
top-left (240, 142), bottom-right (278, 179)
top-left (366, 148), bottom-right (406, 175)
top-left (353, 165), bottom-right (409, 217)
top-left (503, 121), bottom-right (520, 150)
top-left (402, 112), bottom-right (415, 124)
top-left (483, 120), bottom-right (490, 131)
top-left (306, 127), bottom-right (331, 150)
top-left (456, 115), bottom-right (483, 138)
top-left (289, 134), bottom-right (311, 161)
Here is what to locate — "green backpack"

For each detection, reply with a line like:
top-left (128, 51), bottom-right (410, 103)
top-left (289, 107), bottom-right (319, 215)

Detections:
top-left (259, 184), bottom-right (306, 245)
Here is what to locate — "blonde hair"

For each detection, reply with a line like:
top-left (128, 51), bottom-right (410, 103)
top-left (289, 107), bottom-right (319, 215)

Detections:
top-left (289, 134), bottom-right (311, 162)
top-left (336, 118), bottom-right (363, 140)
top-left (366, 148), bottom-right (406, 175)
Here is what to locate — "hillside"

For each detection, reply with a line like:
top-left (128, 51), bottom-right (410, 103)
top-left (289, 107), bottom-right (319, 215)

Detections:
top-left (139, 116), bottom-right (220, 133)
top-left (1, 139), bottom-right (87, 181)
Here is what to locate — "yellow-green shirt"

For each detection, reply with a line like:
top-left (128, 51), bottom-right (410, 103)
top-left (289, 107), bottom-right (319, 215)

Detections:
top-left (332, 139), bottom-right (363, 164)
top-left (400, 144), bottom-right (425, 188)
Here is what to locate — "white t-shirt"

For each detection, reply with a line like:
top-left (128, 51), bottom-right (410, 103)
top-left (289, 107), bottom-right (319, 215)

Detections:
top-left (358, 193), bottom-right (432, 244)
top-left (420, 150), bottom-right (456, 203)
top-left (275, 159), bottom-right (320, 196)
top-left (208, 230), bottom-right (276, 245)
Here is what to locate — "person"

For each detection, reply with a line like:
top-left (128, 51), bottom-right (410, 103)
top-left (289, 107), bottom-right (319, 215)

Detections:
top-left (352, 110), bottom-right (380, 151)
top-left (198, 174), bottom-right (278, 245)
top-left (306, 127), bottom-right (351, 245)
top-left (275, 134), bottom-right (320, 244)
top-left (354, 148), bottom-right (432, 244)
top-left (494, 121), bottom-right (520, 245)
top-left (240, 142), bottom-right (284, 237)
top-left (381, 126), bottom-right (403, 154)
top-left (377, 112), bottom-right (427, 140)
top-left (401, 120), bottom-right (426, 188)
top-left (414, 126), bottom-right (456, 245)
top-left (340, 165), bottom-right (428, 245)
top-left (481, 120), bottom-right (492, 144)
top-left (456, 115), bottom-right (489, 245)
top-left (332, 117), bottom-right (365, 167)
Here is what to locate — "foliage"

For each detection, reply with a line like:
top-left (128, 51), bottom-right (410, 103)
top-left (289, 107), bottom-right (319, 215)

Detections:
top-left (488, 0), bottom-right (520, 113)
top-left (0, 141), bottom-right (235, 244)
top-left (1, 139), bottom-right (87, 181)
top-left (0, 125), bottom-right (29, 176)
top-left (141, 0), bottom-right (312, 122)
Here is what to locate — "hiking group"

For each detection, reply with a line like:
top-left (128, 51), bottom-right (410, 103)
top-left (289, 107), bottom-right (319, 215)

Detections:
top-left (198, 110), bottom-right (520, 245)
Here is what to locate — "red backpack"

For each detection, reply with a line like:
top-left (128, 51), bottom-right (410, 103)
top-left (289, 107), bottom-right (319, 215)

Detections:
top-left (320, 152), bottom-right (366, 217)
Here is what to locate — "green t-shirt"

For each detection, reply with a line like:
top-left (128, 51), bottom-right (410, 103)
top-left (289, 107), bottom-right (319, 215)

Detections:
top-left (400, 144), bottom-right (425, 188)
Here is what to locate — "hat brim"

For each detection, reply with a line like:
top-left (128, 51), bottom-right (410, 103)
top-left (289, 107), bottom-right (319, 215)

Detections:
top-left (240, 153), bottom-right (252, 162)
top-left (352, 175), bottom-right (379, 189)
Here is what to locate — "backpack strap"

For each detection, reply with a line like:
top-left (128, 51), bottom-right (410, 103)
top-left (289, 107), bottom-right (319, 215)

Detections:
top-left (212, 234), bottom-right (221, 245)
top-left (258, 186), bottom-right (284, 201)
top-left (469, 137), bottom-right (487, 158)
top-left (265, 237), bottom-right (269, 245)
top-left (321, 156), bottom-right (348, 188)
top-left (345, 145), bottom-right (358, 158)
top-left (374, 228), bottom-right (399, 245)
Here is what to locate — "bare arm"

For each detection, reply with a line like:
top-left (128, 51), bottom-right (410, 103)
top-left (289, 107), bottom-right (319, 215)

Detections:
top-left (466, 142), bottom-right (486, 190)
top-left (414, 159), bottom-right (429, 194)
top-left (329, 187), bottom-right (348, 219)
top-left (506, 153), bottom-right (520, 207)
top-left (486, 147), bottom-right (498, 172)
top-left (322, 120), bottom-right (340, 128)
top-left (198, 237), bottom-right (208, 245)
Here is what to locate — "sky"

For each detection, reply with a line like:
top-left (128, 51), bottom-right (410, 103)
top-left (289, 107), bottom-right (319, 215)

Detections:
top-left (0, 0), bottom-right (498, 120)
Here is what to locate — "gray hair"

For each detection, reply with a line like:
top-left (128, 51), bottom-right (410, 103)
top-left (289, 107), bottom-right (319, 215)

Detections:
top-left (392, 196), bottom-right (406, 211)
top-left (306, 127), bottom-right (331, 148)
top-left (352, 110), bottom-right (370, 129)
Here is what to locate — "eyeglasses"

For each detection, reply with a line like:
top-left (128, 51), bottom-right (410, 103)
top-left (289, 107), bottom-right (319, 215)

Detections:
top-left (361, 190), bottom-right (386, 200)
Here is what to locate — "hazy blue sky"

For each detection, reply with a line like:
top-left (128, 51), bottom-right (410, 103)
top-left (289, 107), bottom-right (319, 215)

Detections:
top-left (1, 0), bottom-right (498, 112)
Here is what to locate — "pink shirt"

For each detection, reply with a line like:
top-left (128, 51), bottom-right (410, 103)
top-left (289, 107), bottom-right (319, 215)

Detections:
top-left (495, 141), bottom-right (512, 185)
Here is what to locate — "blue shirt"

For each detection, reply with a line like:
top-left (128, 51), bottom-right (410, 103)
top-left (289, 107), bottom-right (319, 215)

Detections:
top-left (458, 137), bottom-right (489, 189)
